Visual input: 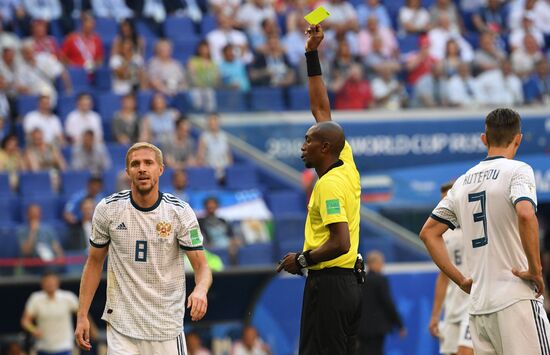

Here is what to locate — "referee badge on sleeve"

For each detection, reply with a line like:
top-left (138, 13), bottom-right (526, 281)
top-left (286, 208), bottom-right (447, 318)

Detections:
top-left (326, 199), bottom-right (341, 214)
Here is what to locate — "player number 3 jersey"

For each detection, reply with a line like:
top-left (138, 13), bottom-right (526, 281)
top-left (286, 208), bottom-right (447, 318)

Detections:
top-left (90, 190), bottom-right (204, 341)
top-left (431, 157), bottom-right (539, 315)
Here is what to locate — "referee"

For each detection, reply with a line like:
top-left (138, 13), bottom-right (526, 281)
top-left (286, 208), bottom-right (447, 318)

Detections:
top-left (277, 24), bottom-right (362, 355)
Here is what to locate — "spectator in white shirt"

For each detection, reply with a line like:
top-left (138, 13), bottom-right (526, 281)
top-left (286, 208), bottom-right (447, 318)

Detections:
top-left (428, 13), bottom-right (474, 62)
top-left (399, 0), bottom-right (431, 35)
top-left (22, 0), bottom-right (61, 21)
top-left (208, 0), bottom-right (241, 17)
top-left (235, 0), bottom-right (275, 49)
top-left (447, 62), bottom-right (477, 107)
top-left (509, 12), bottom-right (545, 50)
top-left (231, 325), bottom-right (270, 355)
top-left (429, 0), bottom-right (462, 34)
top-left (110, 38), bottom-right (146, 95)
top-left (71, 130), bottom-right (111, 175)
top-left (16, 39), bottom-right (72, 105)
top-left (147, 39), bottom-right (187, 96)
top-left (91, 0), bottom-right (133, 21)
top-left (511, 32), bottom-right (544, 78)
top-left (473, 31), bottom-right (506, 74)
top-left (371, 65), bottom-right (405, 110)
top-left (64, 93), bottom-right (103, 144)
top-left (321, 0), bottom-right (359, 36)
top-left (357, 0), bottom-right (392, 29)
top-left (23, 94), bottom-right (64, 146)
top-left (475, 59), bottom-right (524, 106)
top-left (207, 14), bottom-right (252, 64)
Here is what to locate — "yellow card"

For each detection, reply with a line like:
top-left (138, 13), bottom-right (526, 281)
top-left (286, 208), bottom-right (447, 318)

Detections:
top-left (304, 6), bottom-right (330, 25)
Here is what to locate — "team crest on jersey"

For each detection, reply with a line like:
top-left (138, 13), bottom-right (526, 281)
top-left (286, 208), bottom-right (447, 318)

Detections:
top-left (156, 221), bottom-right (172, 238)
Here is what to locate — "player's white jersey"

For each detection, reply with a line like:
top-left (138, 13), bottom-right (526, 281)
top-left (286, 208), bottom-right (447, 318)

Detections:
top-left (442, 228), bottom-right (469, 323)
top-left (432, 156), bottom-right (539, 315)
top-left (90, 190), bottom-right (204, 341)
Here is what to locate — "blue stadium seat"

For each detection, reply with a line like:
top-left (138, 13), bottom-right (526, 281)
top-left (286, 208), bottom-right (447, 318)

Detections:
top-left (94, 67), bottom-right (112, 91)
top-left (159, 167), bottom-right (175, 191)
top-left (56, 94), bottom-right (77, 123)
top-left (136, 20), bottom-right (159, 43)
top-left (397, 34), bottom-right (419, 55)
top-left (0, 197), bottom-right (18, 226)
top-left (95, 18), bottom-right (118, 43)
top-left (249, 87), bottom-right (285, 111)
top-left (106, 143), bottom-right (130, 170)
top-left (68, 67), bottom-right (92, 92)
top-left (165, 16), bottom-right (196, 41)
top-left (237, 243), bottom-right (274, 265)
top-left (0, 227), bottom-right (19, 258)
top-left (288, 86), bottom-right (309, 110)
top-left (102, 168), bottom-right (121, 195)
top-left (383, 0), bottom-right (406, 29)
top-left (0, 173), bottom-right (13, 198)
top-left (97, 93), bottom-right (122, 122)
top-left (20, 196), bottom-right (61, 223)
top-left (173, 37), bottom-right (201, 65)
top-left (17, 95), bottom-right (39, 116)
top-left (208, 246), bottom-right (232, 266)
top-left (362, 237), bottom-right (397, 263)
top-left (61, 170), bottom-right (91, 197)
top-left (464, 31), bottom-right (479, 49)
top-left (137, 91), bottom-right (154, 115)
top-left (200, 14), bottom-right (217, 36)
top-left (186, 167), bottom-right (218, 190)
top-left (273, 213), bottom-right (305, 255)
top-left (266, 190), bottom-right (305, 217)
top-left (215, 90), bottom-right (248, 112)
top-left (224, 165), bottom-right (259, 190)
top-left (19, 172), bottom-right (54, 197)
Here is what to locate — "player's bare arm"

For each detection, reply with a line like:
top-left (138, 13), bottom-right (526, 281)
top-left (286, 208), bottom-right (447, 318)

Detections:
top-left (278, 222), bottom-right (350, 274)
top-left (429, 271), bottom-right (449, 338)
top-left (420, 218), bottom-right (472, 294)
top-left (512, 200), bottom-right (544, 297)
top-left (186, 250), bottom-right (212, 321)
top-left (305, 25), bottom-right (331, 123)
top-left (75, 245), bottom-right (109, 351)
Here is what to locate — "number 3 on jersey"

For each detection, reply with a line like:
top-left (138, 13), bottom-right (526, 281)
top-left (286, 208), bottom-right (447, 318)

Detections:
top-left (468, 191), bottom-right (488, 248)
top-left (135, 240), bottom-right (147, 262)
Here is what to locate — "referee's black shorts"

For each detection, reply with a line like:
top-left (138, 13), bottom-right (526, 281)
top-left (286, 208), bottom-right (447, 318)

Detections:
top-left (299, 267), bottom-right (362, 355)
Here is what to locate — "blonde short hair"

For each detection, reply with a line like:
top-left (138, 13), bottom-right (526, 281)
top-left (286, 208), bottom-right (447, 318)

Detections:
top-left (125, 142), bottom-right (164, 169)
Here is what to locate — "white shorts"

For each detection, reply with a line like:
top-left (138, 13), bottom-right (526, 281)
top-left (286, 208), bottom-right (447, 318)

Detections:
top-left (106, 324), bottom-right (187, 355)
top-left (469, 299), bottom-right (550, 355)
top-left (458, 312), bottom-right (473, 349)
top-left (439, 320), bottom-right (460, 354)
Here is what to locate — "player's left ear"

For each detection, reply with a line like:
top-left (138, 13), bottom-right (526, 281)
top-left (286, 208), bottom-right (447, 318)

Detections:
top-left (158, 164), bottom-right (164, 176)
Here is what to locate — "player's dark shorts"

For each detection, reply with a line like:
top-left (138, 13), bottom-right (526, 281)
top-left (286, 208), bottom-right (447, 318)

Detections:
top-left (299, 267), bottom-right (362, 355)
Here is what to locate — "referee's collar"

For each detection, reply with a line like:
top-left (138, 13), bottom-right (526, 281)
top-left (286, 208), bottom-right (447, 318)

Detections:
top-left (130, 191), bottom-right (163, 212)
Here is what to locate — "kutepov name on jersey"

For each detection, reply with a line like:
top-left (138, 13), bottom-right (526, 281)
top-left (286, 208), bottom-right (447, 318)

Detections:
top-left (265, 133), bottom-right (485, 158)
top-left (463, 169), bottom-right (500, 185)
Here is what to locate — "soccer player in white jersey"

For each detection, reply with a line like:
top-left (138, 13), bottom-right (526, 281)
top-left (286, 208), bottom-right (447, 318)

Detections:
top-left (74, 142), bottom-right (213, 355)
top-left (429, 182), bottom-right (473, 355)
top-left (420, 108), bottom-right (549, 355)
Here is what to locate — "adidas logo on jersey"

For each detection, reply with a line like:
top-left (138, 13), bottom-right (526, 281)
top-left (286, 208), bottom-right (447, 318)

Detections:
top-left (116, 222), bottom-right (127, 230)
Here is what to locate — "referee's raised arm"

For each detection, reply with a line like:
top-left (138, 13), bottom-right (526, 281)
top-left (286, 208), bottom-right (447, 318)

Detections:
top-left (305, 25), bottom-right (331, 123)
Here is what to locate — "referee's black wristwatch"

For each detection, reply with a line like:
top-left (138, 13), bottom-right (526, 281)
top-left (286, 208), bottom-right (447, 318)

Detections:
top-left (295, 250), bottom-right (315, 268)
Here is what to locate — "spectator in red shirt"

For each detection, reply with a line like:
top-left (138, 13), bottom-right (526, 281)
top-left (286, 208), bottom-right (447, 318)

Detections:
top-left (60, 12), bottom-right (103, 71)
top-left (405, 35), bottom-right (438, 85)
top-left (334, 63), bottom-right (373, 109)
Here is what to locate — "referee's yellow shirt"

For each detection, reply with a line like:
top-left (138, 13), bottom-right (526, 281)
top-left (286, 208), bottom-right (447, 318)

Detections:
top-left (304, 141), bottom-right (361, 270)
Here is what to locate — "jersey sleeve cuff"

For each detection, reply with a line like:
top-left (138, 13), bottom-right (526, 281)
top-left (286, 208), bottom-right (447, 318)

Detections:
top-left (322, 216), bottom-right (348, 227)
top-left (430, 214), bottom-right (456, 230)
top-left (179, 245), bottom-right (204, 251)
top-left (513, 197), bottom-right (537, 212)
top-left (90, 239), bottom-right (110, 248)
